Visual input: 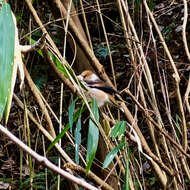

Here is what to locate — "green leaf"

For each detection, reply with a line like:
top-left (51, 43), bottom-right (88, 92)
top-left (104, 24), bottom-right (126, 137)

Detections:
top-left (86, 98), bottom-right (99, 174)
top-left (111, 121), bottom-right (126, 139)
top-left (94, 46), bottom-right (108, 60)
top-left (149, 0), bottom-right (154, 11)
top-left (47, 124), bottom-right (70, 152)
top-left (48, 51), bottom-right (69, 78)
top-left (0, 2), bottom-right (15, 121)
top-left (68, 98), bottom-right (78, 132)
top-left (150, 177), bottom-right (156, 186)
top-left (123, 145), bottom-right (130, 190)
top-left (47, 103), bottom-right (85, 152)
top-left (103, 142), bottom-right (125, 169)
top-left (75, 117), bottom-right (81, 165)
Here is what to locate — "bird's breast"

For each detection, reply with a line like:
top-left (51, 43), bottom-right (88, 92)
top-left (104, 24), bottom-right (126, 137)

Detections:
top-left (87, 87), bottom-right (109, 107)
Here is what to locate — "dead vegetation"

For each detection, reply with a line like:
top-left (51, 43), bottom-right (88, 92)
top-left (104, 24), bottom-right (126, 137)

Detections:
top-left (0, 0), bottom-right (190, 189)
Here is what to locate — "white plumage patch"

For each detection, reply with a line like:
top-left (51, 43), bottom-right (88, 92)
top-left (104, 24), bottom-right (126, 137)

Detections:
top-left (88, 73), bottom-right (99, 81)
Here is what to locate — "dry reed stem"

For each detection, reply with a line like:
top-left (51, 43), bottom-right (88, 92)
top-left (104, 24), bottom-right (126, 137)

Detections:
top-left (143, 0), bottom-right (187, 152)
top-left (125, 89), bottom-right (190, 160)
top-left (143, 0), bottom-right (190, 183)
top-left (120, 102), bottom-right (173, 176)
top-left (24, 0), bottom-right (65, 63)
top-left (20, 33), bottom-right (47, 53)
top-left (180, 0), bottom-right (190, 182)
top-left (121, 0), bottom-right (168, 186)
top-left (0, 124), bottom-right (98, 190)
top-left (52, 0), bottom-right (114, 87)
top-left (121, 1), bottom-right (166, 164)
top-left (65, 163), bottom-right (114, 190)
top-left (95, 0), bottom-right (117, 88)
top-left (23, 64), bottom-right (56, 138)
top-left (183, 0), bottom-right (190, 117)
top-left (13, 94), bottom-right (75, 164)
top-left (79, 0), bottom-right (93, 49)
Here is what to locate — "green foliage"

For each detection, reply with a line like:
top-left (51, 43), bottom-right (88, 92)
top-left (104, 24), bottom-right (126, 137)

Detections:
top-left (111, 121), bottom-right (126, 139)
top-left (149, 0), bottom-right (154, 11)
top-left (94, 46), bottom-right (109, 60)
top-left (0, 1), bottom-right (15, 122)
top-left (103, 142), bottom-right (125, 169)
top-left (0, 177), bottom-right (17, 185)
top-left (48, 51), bottom-right (80, 87)
top-left (86, 98), bottom-right (99, 174)
top-left (19, 170), bottom-right (64, 190)
top-left (34, 76), bottom-right (47, 90)
top-left (174, 114), bottom-right (182, 138)
top-left (69, 98), bottom-right (78, 132)
top-left (75, 117), bottom-right (81, 165)
top-left (123, 145), bottom-right (130, 190)
top-left (162, 23), bottom-right (175, 37)
top-left (150, 177), bottom-right (156, 186)
top-left (47, 99), bottom-right (85, 152)
top-left (48, 51), bottom-right (69, 78)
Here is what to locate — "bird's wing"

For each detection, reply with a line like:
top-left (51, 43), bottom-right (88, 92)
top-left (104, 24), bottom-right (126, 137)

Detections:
top-left (85, 79), bottom-right (117, 95)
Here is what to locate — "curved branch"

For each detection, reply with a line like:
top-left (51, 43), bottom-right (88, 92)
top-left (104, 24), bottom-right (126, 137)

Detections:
top-left (0, 124), bottom-right (98, 190)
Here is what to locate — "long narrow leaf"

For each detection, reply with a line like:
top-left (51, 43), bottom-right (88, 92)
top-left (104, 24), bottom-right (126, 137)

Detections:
top-left (5, 12), bottom-right (24, 123)
top-left (123, 145), bottom-right (130, 190)
top-left (0, 2), bottom-right (15, 121)
top-left (75, 117), bottom-right (81, 165)
top-left (103, 142), bottom-right (125, 169)
top-left (46, 124), bottom-right (70, 153)
top-left (48, 51), bottom-right (69, 78)
top-left (86, 98), bottom-right (99, 174)
top-left (69, 98), bottom-right (78, 132)
top-left (47, 103), bottom-right (85, 152)
top-left (111, 121), bottom-right (126, 139)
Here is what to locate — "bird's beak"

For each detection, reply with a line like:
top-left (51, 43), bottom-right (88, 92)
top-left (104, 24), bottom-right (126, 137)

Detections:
top-left (77, 75), bottom-right (83, 81)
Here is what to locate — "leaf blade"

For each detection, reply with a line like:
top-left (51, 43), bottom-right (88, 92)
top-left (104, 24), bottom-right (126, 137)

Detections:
top-left (86, 98), bottom-right (99, 174)
top-left (0, 2), bottom-right (15, 121)
top-left (103, 142), bottom-right (125, 169)
top-left (75, 117), bottom-right (81, 165)
top-left (68, 98), bottom-right (78, 132)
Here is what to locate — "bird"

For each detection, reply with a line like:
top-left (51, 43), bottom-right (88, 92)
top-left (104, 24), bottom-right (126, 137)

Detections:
top-left (77, 70), bottom-right (122, 109)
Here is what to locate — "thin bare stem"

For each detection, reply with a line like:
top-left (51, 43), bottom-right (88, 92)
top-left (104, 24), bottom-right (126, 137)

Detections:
top-left (0, 124), bottom-right (98, 190)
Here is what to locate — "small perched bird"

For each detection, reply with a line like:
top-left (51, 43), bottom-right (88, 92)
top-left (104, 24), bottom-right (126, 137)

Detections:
top-left (77, 70), bottom-right (121, 108)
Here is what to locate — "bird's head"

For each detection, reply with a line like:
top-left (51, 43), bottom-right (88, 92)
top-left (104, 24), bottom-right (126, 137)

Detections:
top-left (78, 70), bottom-right (100, 82)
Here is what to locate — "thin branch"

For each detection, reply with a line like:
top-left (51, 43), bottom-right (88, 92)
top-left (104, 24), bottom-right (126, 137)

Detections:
top-left (124, 89), bottom-right (190, 160)
top-left (20, 33), bottom-right (47, 53)
top-left (13, 94), bottom-right (74, 164)
top-left (183, 0), bottom-right (190, 115)
top-left (0, 124), bottom-right (98, 190)
top-left (23, 64), bottom-right (56, 138)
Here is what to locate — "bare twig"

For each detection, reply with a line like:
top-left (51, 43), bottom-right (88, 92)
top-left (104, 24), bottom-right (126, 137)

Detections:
top-left (23, 64), bottom-right (56, 138)
top-left (0, 124), bottom-right (98, 190)
top-left (143, 0), bottom-right (187, 152)
top-left (13, 94), bottom-right (74, 164)
top-left (20, 33), bottom-right (47, 53)
top-left (65, 163), bottom-right (114, 190)
top-left (183, 0), bottom-right (190, 115)
top-left (124, 89), bottom-right (190, 160)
